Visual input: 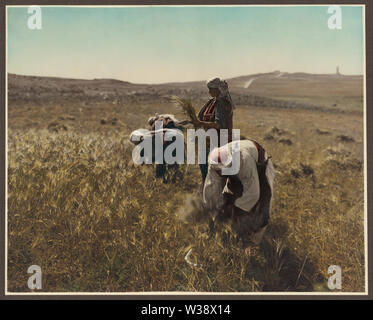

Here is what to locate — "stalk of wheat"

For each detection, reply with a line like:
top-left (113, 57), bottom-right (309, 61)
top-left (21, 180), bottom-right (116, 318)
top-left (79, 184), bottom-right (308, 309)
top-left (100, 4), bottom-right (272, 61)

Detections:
top-left (169, 95), bottom-right (198, 123)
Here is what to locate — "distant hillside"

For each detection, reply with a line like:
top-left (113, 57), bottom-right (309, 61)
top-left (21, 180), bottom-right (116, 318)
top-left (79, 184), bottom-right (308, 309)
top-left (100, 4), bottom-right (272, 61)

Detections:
top-left (7, 72), bottom-right (363, 114)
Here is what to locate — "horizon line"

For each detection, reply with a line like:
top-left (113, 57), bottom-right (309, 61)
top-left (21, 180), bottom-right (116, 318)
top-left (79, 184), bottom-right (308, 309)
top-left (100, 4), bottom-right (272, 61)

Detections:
top-left (7, 70), bottom-right (364, 86)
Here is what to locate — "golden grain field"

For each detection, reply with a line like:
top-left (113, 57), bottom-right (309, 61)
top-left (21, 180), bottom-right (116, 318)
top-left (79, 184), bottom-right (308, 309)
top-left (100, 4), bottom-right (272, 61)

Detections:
top-left (7, 74), bottom-right (365, 292)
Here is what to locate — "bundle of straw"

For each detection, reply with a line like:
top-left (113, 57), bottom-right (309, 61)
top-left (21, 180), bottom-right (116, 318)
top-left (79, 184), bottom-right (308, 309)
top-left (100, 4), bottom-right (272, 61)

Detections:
top-left (169, 95), bottom-right (198, 123)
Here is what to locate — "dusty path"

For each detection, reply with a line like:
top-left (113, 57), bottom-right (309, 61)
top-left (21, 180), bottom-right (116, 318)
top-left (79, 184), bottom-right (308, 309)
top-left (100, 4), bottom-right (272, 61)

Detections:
top-left (244, 71), bottom-right (283, 88)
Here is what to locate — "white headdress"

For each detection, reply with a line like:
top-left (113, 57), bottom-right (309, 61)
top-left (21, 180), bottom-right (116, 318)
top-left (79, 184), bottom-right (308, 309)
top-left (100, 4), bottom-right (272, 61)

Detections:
top-left (207, 77), bottom-right (235, 109)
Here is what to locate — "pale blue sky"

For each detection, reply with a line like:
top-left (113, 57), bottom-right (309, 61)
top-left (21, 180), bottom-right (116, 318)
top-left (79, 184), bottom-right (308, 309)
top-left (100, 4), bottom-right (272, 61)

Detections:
top-left (7, 6), bottom-right (364, 83)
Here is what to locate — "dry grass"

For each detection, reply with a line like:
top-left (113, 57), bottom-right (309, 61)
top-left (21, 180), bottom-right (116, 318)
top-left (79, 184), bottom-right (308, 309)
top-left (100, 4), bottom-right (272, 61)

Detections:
top-left (7, 97), bottom-right (365, 292)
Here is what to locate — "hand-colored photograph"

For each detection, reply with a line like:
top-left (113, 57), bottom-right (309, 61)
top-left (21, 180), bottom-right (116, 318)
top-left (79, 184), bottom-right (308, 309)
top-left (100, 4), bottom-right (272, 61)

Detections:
top-left (6, 4), bottom-right (366, 293)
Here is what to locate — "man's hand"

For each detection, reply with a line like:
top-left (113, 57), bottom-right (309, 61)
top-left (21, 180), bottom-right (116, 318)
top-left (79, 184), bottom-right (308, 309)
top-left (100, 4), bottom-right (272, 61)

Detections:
top-left (191, 118), bottom-right (201, 128)
top-left (192, 118), bottom-right (220, 130)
